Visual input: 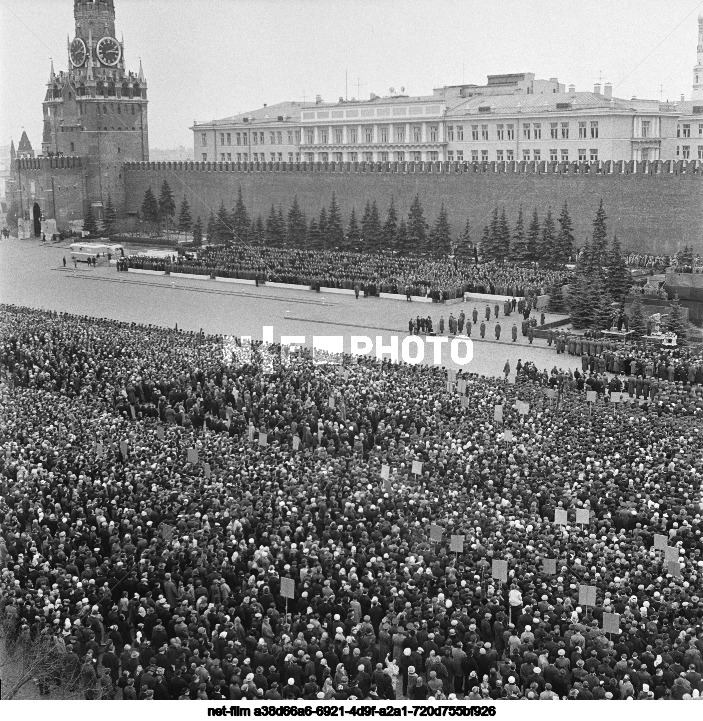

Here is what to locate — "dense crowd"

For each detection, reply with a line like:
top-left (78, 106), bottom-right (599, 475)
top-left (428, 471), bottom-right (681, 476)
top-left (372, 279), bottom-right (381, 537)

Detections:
top-left (1, 305), bottom-right (703, 702)
top-left (127, 249), bottom-right (570, 300)
top-left (546, 334), bottom-right (703, 416)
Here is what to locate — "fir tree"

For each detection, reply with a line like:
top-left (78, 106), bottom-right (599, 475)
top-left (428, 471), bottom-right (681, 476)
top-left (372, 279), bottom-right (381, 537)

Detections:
top-left (177, 197), bottom-right (192, 240)
top-left (525, 208), bottom-right (540, 264)
top-left (556, 201), bottom-right (575, 265)
top-left (547, 283), bottom-right (567, 314)
top-left (266, 205), bottom-right (278, 246)
top-left (347, 208), bottom-right (361, 250)
top-left (483, 207), bottom-right (500, 263)
top-left (455, 219), bottom-right (472, 257)
top-left (589, 199), bottom-right (609, 273)
top-left (538, 208), bottom-right (556, 267)
top-left (607, 234), bottom-right (631, 302)
top-left (83, 203), bottom-right (99, 237)
top-left (231, 186), bottom-right (250, 243)
top-left (382, 197), bottom-right (398, 252)
top-left (286, 196), bottom-right (307, 249)
top-left (318, 206), bottom-right (329, 248)
top-left (361, 201), bottom-right (372, 250)
top-left (628, 294), bottom-right (647, 337)
top-left (256, 216), bottom-right (265, 246)
top-left (307, 217), bottom-right (322, 249)
top-left (590, 274), bottom-right (615, 330)
top-left (367, 200), bottom-right (382, 252)
top-left (191, 216), bottom-right (203, 247)
top-left (216, 201), bottom-right (232, 244)
top-left (396, 218), bottom-right (409, 256)
top-left (510, 207), bottom-right (527, 262)
top-left (430, 203), bottom-right (452, 257)
top-left (479, 224), bottom-right (491, 262)
top-left (496, 207), bottom-right (510, 263)
top-left (567, 272), bottom-right (594, 329)
top-left (205, 213), bottom-right (217, 245)
top-left (139, 188), bottom-right (159, 234)
top-left (102, 192), bottom-right (117, 237)
top-left (276, 206), bottom-right (287, 247)
top-left (327, 192), bottom-right (345, 248)
top-left (158, 180), bottom-right (176, 236)
top-left (407, 194), bottom-right (429, 255)
top-left (666, 295), bottom-right (689, 345)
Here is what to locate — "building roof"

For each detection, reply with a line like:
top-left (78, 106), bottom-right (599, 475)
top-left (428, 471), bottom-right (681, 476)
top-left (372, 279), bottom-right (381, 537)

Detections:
top-left (676, 100), bottom-right (703, 116)
top-left (17, 131), bottom-right (33, 153)
top-left (448, 90), bottom-right (640, 117)
top-left (195, 101), bottom-right (302, 127)
top-left (303, 94), bottom-right (440, 110)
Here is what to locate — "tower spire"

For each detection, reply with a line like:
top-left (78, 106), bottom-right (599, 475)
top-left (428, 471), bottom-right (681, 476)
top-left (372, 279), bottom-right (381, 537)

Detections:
top-left (138, 57), bottom-right (144, 82)
top-left (693, 13), bottom-right (703, 101)
top-left (49, 58), bottom-right (55, 83)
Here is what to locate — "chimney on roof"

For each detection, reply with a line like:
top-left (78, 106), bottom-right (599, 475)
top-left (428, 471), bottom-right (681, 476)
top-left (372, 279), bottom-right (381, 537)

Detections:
top-left (568, 84), bottom-right (575, 93)
top-left (594, 83), bottom-right (601, 95)
top-left (316, 95), bottom-right (322, 104)
top-left (681, 94), bottom-right (685, 101)
top-left (549, 77), bottom-right (558, 82)
top-left (263, 104), bottom-right (267, 108)
top-left (339, 96), bottom-right (344, 103)
top-left (604, 83), bottom-right (612, 100)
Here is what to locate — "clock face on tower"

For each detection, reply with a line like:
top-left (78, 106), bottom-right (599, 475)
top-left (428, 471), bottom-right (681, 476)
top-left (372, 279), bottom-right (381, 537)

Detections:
top-left (70, 37), bottom-right (87, 67)
top-left (96, 36), bottom-right (121, 66)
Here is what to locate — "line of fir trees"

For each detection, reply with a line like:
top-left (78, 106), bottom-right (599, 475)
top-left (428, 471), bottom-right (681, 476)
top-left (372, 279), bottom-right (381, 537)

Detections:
top-left (567, 200), bottom-right (632, 330)
top-left (480, 202), bottom-right (575, 268)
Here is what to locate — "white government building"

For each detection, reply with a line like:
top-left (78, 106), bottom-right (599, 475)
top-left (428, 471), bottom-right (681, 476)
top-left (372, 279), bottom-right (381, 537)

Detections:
top-left (192, 16), bottom-right (703, 165)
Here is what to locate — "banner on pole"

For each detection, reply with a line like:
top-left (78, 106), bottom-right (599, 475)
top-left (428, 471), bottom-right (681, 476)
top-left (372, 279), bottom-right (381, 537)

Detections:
top-left (328, 396), bottom-right (335, 409)
top-left (554, 509), bottom-right (568, 525)
top-left (119, 441), bottom-right (129, 458)
top-left (543, 558), bottom-right (557, 575)
top-left (492, 559), bottom-right (508, 583)
top-left (430, 524), bottom-right (443, 542)
top-left (203, 462), bottom-right (211, 479)
top-left (603, 612), bottom-right (621, 634)
top-left (411, 460), bottom-right (423, 476)
top-left (383, 479), bottom-right (392, 494)
top-left (494, 405), bottom-right (503, 422)
top-left (458, 379), bottom-right (467, 394)
top-left (187, 448), bottom-right (199, 464)
top-left (576, 509), bottom-right (590, 525)
top-left (156, 425), bottom-right (165, 440)
top-left (160, 523), bottom-right (174, 541)
top-left (546, 388), bottom-right (556, 400)
top-left (258, 431), bottom-right (268, 447)
top-left (461, 396), bottom-right (469, 408)
top-left (578, 584), bottom-right (597, 607)
top-left (447, 369), bottom-right (457, 384)
top-left (653, 534), bottom-right (667, 550)
top-left (503, 429), bottom-right (513, 442)
top-left (586, 390), bottom-right (597, 403)
top-left (293, 436), bottom-right (300, 451)
top-left (280, 577), bottom-right (295, 599)
top-left (667, 560), bottom-right (682, 577)
top-left (450, 535), bottom-right (464, 553)
top-left (664, 546), bottom-right (679, 562)
top-left (248, 425), bottom-right (255, 442)
top-left (96, 443), bottom-right (104, 458)
top-left (517, 401), bottom-right (529, 416)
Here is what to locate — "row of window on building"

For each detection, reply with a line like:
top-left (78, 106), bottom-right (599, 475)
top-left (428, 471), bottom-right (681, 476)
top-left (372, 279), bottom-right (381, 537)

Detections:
top-left (447, 121), bottom-right (600, 141)
top-left (676, 123), bottom-right (703, 137)
top-left (206, 130), bottom-right (302, 147)
top-left (676, 145), bottom-right (703, 159)
top-left (205, 149), bottom-right (612, 163)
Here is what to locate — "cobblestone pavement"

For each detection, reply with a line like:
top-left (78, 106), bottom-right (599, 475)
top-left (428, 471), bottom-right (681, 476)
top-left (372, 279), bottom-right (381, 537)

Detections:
top-left (0, 238), bottom-right (580, 378)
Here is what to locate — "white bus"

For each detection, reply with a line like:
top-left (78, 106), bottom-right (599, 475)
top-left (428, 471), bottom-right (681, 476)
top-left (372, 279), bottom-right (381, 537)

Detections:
top-left (69, 242), bottom-right (124, 264)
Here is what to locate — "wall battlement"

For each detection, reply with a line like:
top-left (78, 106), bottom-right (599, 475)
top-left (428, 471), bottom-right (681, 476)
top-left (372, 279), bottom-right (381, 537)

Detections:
top-left (123, 158), bottom-right (702, 177)
top-left (16, 156), bottom-right (84, 171)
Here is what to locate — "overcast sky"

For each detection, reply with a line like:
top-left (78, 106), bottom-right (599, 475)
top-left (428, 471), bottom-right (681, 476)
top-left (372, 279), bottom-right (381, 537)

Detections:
top-left (1, 0), bottom-right (701, 151)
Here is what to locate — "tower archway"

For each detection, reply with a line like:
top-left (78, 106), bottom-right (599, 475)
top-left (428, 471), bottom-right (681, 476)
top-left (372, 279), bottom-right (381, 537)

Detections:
top-left (33, 203), bottom-right (42, 237)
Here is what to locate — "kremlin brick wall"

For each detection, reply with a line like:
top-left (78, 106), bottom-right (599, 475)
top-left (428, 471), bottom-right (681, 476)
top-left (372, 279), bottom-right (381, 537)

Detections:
top-left (123, 159), bottom-right (703, 256)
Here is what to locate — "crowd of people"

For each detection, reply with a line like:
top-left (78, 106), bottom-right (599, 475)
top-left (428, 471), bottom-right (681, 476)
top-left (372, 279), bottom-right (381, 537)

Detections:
top-left (1, 305), bottom-right (703, 702)
top-left (127, 249), bottom-right (569, 301)
top-left (545, 334), bottom-right (703, 416)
